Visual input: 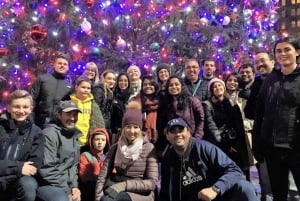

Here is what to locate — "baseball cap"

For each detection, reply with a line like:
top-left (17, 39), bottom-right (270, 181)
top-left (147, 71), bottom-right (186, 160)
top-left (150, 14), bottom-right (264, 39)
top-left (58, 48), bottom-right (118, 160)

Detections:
top-left (57, 101), bottom-right (82, 113)
top-left (167, 118), bottom-right (188, 132)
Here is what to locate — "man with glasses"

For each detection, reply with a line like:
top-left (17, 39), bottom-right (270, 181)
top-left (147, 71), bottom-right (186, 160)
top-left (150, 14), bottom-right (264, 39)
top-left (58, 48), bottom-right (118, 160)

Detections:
top-left (159, 118), bottom-right (258, 201)
top-left (184, 58), bottom-right (216, 101)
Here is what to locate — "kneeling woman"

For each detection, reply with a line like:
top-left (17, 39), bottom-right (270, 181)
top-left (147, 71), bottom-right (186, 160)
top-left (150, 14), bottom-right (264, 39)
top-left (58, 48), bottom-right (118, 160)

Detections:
top-left (95, 101), bottom-right (159, 201)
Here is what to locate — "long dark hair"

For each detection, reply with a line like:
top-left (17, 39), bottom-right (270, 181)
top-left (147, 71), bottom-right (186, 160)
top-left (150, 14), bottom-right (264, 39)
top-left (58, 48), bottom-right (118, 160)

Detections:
top-left (114, 73), bottom-right (131, 103)
top-left (140, 75), bottom-right (159, 112)
top-left (165, 75), bottom-right (191, 111)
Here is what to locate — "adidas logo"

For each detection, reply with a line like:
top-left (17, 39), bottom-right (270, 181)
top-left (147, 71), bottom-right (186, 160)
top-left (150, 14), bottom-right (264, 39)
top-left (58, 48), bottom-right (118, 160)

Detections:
top-left (182, 167), bottom-right (203, 186)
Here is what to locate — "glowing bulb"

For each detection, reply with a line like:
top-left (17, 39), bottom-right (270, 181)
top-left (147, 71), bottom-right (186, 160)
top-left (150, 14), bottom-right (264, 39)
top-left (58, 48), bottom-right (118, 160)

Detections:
top-left (31, 16), bottom-right (39, 22)
top-left (52, 31), bottom-right (58, 37)
top-left (185, 6), bottom-right (192, 13)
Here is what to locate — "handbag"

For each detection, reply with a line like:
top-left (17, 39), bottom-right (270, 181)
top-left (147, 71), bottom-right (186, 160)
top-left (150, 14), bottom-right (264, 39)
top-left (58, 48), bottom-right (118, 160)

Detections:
top-left (221, 127), bottom-right (238, 140)
top-left (220, 126), bottom-right (239, 148)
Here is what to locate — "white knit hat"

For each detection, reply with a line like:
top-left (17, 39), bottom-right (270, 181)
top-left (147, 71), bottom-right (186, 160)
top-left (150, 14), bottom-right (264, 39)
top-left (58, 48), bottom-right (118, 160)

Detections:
top-left (207, 78), bottom-right (226, 93)
top-left (127, 65), bottom-right (141, 77)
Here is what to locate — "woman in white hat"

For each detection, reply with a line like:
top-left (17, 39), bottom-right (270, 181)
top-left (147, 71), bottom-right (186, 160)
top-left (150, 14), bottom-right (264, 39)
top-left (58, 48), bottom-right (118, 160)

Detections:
top-left (202, 78), bottom-right (250, 178)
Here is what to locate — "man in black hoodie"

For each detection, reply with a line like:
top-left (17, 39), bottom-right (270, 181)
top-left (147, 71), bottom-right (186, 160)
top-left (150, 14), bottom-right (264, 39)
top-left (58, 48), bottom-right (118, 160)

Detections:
top-left (30, 53), bottom-right (72, 128)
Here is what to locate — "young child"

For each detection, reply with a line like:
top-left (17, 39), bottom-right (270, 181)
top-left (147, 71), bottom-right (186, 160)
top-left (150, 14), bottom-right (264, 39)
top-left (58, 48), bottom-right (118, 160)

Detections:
top-left (69, 76), bottom-right (105, 151)
top-left (79, 127), bottom-right (110, 201)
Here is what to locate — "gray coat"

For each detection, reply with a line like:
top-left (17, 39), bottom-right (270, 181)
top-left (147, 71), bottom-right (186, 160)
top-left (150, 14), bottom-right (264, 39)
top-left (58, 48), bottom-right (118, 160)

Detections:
top-left (95, 135), bottom-right (158, 201)
top-left (39, 123), bottom-right (81, 194)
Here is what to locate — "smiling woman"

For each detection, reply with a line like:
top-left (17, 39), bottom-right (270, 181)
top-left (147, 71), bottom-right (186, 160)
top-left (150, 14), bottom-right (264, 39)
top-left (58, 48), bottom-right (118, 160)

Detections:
top-left (95, 101), bottom-right (159, 201)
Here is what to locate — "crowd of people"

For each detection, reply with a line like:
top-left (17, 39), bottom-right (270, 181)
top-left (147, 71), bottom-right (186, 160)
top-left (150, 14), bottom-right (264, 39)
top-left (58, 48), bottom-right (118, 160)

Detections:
top-left (0, 36), bottom-right (300, 201)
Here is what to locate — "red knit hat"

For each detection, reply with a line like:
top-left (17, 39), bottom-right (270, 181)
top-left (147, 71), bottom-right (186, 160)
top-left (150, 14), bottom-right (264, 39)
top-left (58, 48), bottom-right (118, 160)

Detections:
top-left (122, 101), bottom-right (143, 128)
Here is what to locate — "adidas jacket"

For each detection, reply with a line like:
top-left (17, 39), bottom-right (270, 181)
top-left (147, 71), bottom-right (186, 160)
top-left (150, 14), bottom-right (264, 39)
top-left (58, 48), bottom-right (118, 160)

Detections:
top-left (159, 137), bottom-right (244, 201)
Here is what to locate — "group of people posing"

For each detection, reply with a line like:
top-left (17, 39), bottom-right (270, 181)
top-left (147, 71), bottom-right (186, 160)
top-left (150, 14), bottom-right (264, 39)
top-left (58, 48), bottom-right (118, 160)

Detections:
top-left (0, 36), bottom-right (299, 201)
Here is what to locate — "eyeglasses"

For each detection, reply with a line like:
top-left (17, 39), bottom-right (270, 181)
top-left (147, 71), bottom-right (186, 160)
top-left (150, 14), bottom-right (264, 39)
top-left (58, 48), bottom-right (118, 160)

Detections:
top-left (185, 65), bottom-right (199, 70)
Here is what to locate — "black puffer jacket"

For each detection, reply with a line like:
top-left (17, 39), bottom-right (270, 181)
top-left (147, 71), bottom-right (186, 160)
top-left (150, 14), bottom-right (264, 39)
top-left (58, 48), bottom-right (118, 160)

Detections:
top-left (93, 83), bottom-right (114, 131)
top-left (184, 77), bottom-right (212, 101)
top-left (253, 68), bottom-right (300, 153)
top-left (30, 72), bottom-right (72, 127)
top-left (0, 113), bottom-right (44, 190)
top-left (202, 98), bottom-right (248, 169)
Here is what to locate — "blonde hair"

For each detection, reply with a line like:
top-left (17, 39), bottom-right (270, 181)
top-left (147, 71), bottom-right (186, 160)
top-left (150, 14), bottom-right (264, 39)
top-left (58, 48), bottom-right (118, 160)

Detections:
top-left (100, 69), bottom-right (116, 100)
top-left (8, 90), bottom-right (33, 105)
top-left (120, 127), bottom-right (142, 144)
top-left (84, 62), bottom-right (100, 84)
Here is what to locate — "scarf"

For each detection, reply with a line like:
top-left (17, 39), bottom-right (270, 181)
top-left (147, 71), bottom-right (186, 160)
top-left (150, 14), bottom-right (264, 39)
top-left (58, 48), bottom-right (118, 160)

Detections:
top-left (144, 98), bottom-right (159, 141)
top-left (114, 135), bottom-right (143, 170)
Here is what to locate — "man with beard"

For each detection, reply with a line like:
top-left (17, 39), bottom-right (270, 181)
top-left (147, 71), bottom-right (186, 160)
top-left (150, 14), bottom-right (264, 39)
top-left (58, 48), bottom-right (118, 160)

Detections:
top-left (254, 52), bottom-right (275, 79)
top-left (239, 52), bottom-right (274, 201)
top-left (37, 101), bottom-right (82, 201)
top-left (184, 58), bottom-right (216, 101)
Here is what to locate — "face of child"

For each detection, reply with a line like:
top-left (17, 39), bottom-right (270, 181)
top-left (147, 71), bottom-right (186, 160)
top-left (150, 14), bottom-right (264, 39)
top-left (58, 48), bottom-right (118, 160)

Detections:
top-left (92, 134), bottom-right (107, 152)
top-left (75, 81), bottom-right (91, 100)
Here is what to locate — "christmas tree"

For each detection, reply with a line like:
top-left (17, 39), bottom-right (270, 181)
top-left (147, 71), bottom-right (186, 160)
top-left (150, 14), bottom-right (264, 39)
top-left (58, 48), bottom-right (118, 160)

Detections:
top-left (0, 0), bottom-right (279, 105)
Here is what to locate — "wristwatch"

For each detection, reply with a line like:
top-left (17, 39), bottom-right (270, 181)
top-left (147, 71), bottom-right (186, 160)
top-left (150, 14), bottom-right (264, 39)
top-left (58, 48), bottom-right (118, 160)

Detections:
top-left (212, 185), bottom-right (221, 195)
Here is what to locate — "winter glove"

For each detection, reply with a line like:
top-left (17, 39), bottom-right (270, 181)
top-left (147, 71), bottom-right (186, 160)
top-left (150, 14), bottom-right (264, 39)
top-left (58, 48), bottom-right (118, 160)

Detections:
top-left (104, 181), bottom-right (126, 198)
top-left (238, 88), bottom-right (251, 100)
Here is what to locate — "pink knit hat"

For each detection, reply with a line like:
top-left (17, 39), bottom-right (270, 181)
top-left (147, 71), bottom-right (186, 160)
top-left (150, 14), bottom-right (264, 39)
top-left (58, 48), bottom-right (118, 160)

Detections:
top-left (207, 78), bottom-right (226, 94)
top-left (122, 101), bottom-right (143, 128)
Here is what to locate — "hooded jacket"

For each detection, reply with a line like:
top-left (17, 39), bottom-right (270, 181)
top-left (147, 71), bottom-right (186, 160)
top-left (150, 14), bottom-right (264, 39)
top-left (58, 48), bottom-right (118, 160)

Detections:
top-left (39, 122), bottom-right (81, 194)
top-left (79, 128), bottom-right (110, 182)
top-left (70, 93), bottom-right (105, 146)
top-left (160, 137), bottom-right (244, 201)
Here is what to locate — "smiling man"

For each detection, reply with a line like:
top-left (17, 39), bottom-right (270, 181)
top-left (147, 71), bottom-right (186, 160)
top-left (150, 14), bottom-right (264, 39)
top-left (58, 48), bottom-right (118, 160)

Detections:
top-left (30, 53), bottom-right (73, 128)
top-left (184, 58), bottom-right (216, 101)
top-left (159, 118), bottom-right (258, 201)
top-left (254, 51), bottom-right (274, 79)
top-left (38, 100), bottom-right (82, 201)
top-left (0, 90), bottom-right (44, 201)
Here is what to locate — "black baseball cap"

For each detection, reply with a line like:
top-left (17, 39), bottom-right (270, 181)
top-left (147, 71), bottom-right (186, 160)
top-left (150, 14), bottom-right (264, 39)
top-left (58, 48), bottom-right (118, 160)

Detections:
top-left (57, 101), bottom-right (82, 113)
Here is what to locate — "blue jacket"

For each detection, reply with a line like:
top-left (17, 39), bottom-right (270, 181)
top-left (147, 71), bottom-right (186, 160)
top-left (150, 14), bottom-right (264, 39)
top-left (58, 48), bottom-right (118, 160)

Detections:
top-left (159, 137), bottom-right (244, 201)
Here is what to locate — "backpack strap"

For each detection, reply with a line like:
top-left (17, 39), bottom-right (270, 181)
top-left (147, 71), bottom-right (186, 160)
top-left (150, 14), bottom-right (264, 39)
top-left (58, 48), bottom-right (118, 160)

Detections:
top-left (192, 79), bottom-right (202, 96)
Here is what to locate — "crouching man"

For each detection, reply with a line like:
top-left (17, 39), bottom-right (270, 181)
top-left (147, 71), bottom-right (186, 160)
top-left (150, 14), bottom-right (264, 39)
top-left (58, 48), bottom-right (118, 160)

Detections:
top-left (37, 101), bottom-right (82, 201)
top-left (159, 118), bottom-right (258, 201)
